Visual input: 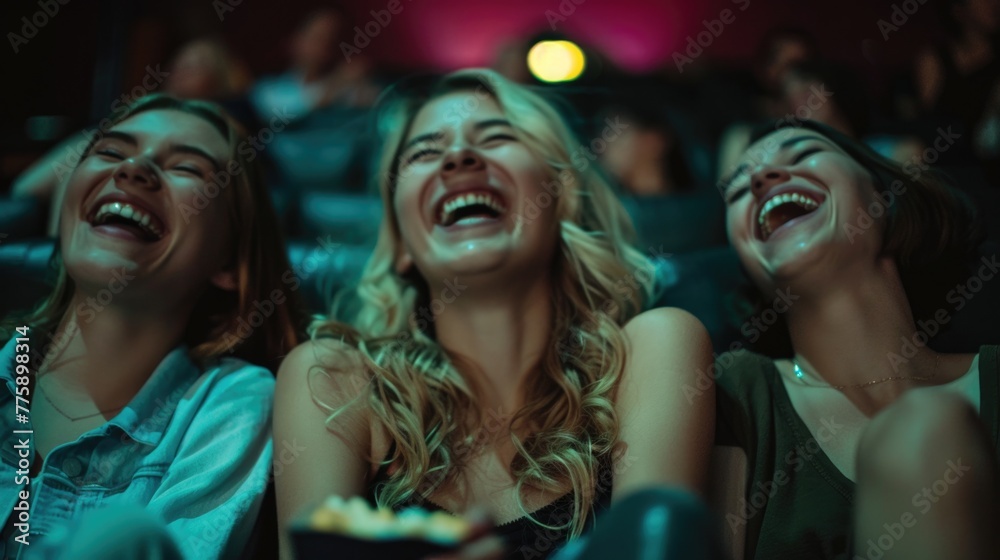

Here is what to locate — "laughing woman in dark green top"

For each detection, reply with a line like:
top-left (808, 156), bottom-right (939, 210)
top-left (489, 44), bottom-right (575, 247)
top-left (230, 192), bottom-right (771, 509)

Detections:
top-left (714, 119), bottom-right (999, 560)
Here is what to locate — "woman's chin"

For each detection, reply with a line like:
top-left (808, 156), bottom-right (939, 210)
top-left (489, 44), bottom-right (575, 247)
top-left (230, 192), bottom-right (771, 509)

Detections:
top-left (423, 249), bottom-right (510, 280)
top-left (420, 242), bottom-right (555, 287)
top-left (749, 236), bottom-right (834, 287)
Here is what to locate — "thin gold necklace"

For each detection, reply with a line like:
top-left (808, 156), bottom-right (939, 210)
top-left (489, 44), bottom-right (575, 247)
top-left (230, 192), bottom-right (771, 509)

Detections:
top-left (37, 380), bottom-right (125, 422)
top-left (791, 353), bottom-right (940, 390)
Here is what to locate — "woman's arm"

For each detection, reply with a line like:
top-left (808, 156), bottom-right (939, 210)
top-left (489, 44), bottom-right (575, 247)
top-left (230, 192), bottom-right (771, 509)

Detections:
top-left (273, 339), bottom-right (373, 560)
top-left (613, 307), bottom-right (715, 501)
top-left (144, 363), bottom-right (275, 560)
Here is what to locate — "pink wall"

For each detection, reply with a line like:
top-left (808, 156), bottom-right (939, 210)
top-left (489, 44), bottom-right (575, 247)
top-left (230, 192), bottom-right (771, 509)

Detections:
top-left (327, 0), bottom-right (940, 73)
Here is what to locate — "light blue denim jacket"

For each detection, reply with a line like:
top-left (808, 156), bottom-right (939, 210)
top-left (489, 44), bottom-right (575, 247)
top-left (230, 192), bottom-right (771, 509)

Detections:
top-left (0, 337), bottom-right (275, 559)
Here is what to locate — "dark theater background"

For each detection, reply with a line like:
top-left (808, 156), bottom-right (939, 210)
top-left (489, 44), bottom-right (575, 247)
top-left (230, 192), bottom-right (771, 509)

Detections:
top-left (3, 0), bottom-right (998, 343)
top-left (1, 0), bottom-right (1000, 559)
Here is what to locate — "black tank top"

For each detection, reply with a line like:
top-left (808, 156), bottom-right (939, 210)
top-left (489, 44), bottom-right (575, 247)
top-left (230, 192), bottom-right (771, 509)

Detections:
top-left (366, 441), bottom-right (614, 560)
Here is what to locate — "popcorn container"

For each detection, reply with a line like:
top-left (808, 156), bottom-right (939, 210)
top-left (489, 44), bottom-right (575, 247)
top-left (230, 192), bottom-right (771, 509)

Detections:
top-left (290, 496), bottom-right (468, 560)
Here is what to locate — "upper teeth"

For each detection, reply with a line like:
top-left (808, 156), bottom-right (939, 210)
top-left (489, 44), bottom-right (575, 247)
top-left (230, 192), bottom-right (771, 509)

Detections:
top-left (439, 192), bottom-right (506, 224)
top-left (93, 201), bottom-right (163, 238)
top-left (757, 192), bottom-right (820, 236)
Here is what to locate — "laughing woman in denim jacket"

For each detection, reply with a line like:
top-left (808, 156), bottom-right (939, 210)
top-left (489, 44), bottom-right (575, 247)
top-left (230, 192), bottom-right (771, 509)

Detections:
top-left (0, 95), bottom-right (301, 559)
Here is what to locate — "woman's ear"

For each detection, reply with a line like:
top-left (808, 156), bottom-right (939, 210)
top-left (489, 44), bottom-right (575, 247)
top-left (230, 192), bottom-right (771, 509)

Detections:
top-left (394, 250), bottom-right (414, 276)
top-left (211, 268), bottom-right (239, 292)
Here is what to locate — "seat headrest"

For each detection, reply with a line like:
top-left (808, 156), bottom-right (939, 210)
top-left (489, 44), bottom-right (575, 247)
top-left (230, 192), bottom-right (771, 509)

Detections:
top-left (1, 239), bottom-right (995, 355)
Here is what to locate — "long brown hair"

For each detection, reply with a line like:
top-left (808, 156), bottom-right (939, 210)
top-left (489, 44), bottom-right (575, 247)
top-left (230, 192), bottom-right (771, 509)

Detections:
top-left (735, 119), bottom-right (986, 357)
top-left (2, 94), bottom-right (302, 369)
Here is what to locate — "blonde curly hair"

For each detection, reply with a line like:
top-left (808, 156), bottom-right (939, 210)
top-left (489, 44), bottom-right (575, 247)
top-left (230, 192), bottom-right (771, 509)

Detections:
top-left (310, 69), bottom-right (654, 536)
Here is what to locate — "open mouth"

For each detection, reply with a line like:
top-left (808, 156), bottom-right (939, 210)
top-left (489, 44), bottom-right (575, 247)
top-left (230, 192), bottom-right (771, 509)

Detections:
top-left (89, 200), bottom-right (166, 242)
top-left (756, 190), bottom-right (824, 241)
top-left (435, 189), bottom-right (507, 228)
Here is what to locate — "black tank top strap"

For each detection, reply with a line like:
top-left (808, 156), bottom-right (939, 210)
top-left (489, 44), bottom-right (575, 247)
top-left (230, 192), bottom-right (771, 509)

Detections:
top-left (367, 440), bottom-right (398, 506)
top-left (372, 439), bottom-right (397, 483)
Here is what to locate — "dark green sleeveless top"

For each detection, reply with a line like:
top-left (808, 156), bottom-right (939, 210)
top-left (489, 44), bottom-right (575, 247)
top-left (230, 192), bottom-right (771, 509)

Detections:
top-left (714, 346), bottom-right (999, 559)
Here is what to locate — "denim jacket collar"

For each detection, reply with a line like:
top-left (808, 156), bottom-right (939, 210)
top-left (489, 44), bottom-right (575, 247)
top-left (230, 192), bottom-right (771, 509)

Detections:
top-left (1, 338), bottom-right (202, 446)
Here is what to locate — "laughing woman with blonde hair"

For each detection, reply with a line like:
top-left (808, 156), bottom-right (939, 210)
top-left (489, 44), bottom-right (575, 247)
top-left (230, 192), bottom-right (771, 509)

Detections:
top-left (275, 70), bottom-right (719, 559)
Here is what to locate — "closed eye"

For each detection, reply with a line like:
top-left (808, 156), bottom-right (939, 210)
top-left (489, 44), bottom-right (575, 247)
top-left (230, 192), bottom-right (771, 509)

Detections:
top-left (793, 147), bottom-right (821, 164)
top-left (174, 165), bottom-right (205, 177)
top-left (95, 148), bottom-right (125, 160)
top-left (726, 186), bottom-right (749, 204)
top-left (405, 148), bottom-right (441, 164)
top-left (481, 133), bottom-right (516, 145)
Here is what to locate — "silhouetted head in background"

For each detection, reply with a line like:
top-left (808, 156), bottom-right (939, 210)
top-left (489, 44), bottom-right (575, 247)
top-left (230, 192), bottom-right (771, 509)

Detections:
top-left (599, 102), bottom-right (694, 196)
top-left (754, 28), bottom-right (818, 96)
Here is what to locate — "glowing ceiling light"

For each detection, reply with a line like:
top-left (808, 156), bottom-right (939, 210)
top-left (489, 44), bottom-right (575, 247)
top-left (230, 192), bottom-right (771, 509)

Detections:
top-left (527, 40), bottom-right (586, 83)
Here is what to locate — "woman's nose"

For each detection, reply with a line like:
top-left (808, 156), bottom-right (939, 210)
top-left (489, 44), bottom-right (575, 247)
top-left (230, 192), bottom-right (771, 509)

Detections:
top-left (441, 148), bottom-right (485, 176)
top-left (114, 158), bottom-right (158, 189)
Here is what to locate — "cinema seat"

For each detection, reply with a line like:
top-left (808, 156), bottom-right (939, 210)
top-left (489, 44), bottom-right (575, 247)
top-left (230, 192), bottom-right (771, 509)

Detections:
top-left (1, 239), bottom-right (997, 356)
top-left (294, 192), bottom-right (381, 242)
top-left (620, 190), bottom-right (728, 254)
top-left (0, 196), bottom-right (47, 240)
top-left (0, 237), bottom-right (57, 317)
top-left (266, 106), bottom-right (372, 195)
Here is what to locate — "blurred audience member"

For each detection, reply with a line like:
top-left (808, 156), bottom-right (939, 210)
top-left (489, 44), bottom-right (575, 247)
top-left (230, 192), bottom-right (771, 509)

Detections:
top-left (164, 37), bottom-right (251, 101)
top-left (249, 8), bottom-right (380, 122)
top-left (719, 59), bottom-right (893, 175)
top-left (600, 103), bottom-right (694, 196)
top-left (915, 0), bottom-right (999, 127)
top-left (492, 39), bottom-right (533, 84)
top-left (781, 61), bottom-right (869, 138)
top-left (753, 28), bottom-right (818, 118)
top-left (914, 0), bottom-right (1000, 178)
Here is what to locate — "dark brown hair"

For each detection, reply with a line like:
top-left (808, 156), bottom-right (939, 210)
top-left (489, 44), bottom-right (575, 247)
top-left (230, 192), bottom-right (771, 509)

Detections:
top-left (735, 119), bottom-right (986, 357)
